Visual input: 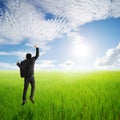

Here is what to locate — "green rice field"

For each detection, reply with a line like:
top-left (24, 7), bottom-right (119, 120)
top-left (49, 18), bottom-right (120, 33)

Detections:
top-left (0, 71), bottom-right (120, 120)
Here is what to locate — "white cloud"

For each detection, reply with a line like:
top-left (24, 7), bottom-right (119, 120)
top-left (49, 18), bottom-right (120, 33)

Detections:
top-left (0, 0), bottom-right (120, 50)
top-left (95, 43), bottom-right (120, 69)
top-left (0, 50), bottom-right (45, 60)
top-left (111, 0), bottom-right (120, 18)
top-left (35, 60), bottom-right (55, 69)
top-left (0, 62), bottom-right (17, 70)
top-left (67, 30), bottom-right (85, 44)
top-left (0, 0), bottom-right (67, 50)
top-left (0, 60), bottom-right (55, 70)
top-left (59, 59), bottom-right (75, 70)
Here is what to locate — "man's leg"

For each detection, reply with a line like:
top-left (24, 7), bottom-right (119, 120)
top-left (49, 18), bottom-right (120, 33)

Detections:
top-left (29, 76), bottom-right (35, 103)
top-left (22, 78), bottom-right (29, 105)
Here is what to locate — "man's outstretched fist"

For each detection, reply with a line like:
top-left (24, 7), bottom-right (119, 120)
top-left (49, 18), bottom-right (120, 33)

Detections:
top-left (34, 45), bottom-right (38, 48)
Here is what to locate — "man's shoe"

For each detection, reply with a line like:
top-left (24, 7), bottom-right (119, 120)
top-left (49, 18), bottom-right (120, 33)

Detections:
top-left (30, 98), bottom-right (35, 104)
top-left (21, 100), bottom-right (26, 105)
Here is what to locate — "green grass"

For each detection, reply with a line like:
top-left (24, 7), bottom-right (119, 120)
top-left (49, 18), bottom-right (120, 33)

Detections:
top-left (0, 70), bottom-right (120, 120)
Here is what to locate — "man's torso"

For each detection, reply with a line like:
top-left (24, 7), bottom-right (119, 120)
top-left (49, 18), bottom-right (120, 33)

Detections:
top-left (21, 57), bottom-right (35, 77)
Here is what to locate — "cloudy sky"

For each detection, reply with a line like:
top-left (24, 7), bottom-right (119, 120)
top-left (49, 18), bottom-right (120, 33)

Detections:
top-left (0, 0), bottom-right (120, 70)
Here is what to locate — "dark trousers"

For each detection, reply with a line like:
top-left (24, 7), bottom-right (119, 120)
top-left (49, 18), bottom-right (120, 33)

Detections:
top-left (23, 76), bottom-right (35, 101)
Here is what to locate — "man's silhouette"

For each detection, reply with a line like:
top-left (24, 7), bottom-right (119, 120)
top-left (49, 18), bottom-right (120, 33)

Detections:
top-left (17, 45), bottom-right (39, 105)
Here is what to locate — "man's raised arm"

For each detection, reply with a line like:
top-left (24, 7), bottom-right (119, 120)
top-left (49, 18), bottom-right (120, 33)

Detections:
top-left (34, 45), bottom-right (39, 60)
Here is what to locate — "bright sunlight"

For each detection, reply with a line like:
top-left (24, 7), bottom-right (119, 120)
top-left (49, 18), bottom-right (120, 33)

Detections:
top-left (72, 43), bottom-right (90, 58)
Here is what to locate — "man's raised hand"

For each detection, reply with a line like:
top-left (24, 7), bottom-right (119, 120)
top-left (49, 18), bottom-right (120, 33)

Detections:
top-left (16, 61), bottom-right (19, 65)
top-left (34, 45), bottom-right (38, 48)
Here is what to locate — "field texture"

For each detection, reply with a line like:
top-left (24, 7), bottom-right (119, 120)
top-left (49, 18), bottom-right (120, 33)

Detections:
top-left (0, 71), bottom-right (120, 120)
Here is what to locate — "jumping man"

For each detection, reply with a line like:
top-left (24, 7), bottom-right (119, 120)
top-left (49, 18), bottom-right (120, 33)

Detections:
top-left (17, 45), bottom-right (39, 105)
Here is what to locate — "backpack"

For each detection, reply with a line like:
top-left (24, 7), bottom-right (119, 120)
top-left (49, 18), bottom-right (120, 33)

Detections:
top-left (19, 61), bottom-right (27, 78)
top-left (20, 66), bottom-right (26, 78)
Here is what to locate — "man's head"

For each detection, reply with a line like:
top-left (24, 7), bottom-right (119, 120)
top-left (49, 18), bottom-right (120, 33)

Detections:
top-left (26, 53), bottom-right (32, 59)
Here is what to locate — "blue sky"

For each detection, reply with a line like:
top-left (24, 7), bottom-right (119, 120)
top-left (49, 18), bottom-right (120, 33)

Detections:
top-left (0, 0), bottom-right (120, 70)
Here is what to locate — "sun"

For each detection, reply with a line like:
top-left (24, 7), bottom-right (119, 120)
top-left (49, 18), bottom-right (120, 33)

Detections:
top-left (72, 43), bottom-right (90, 57)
